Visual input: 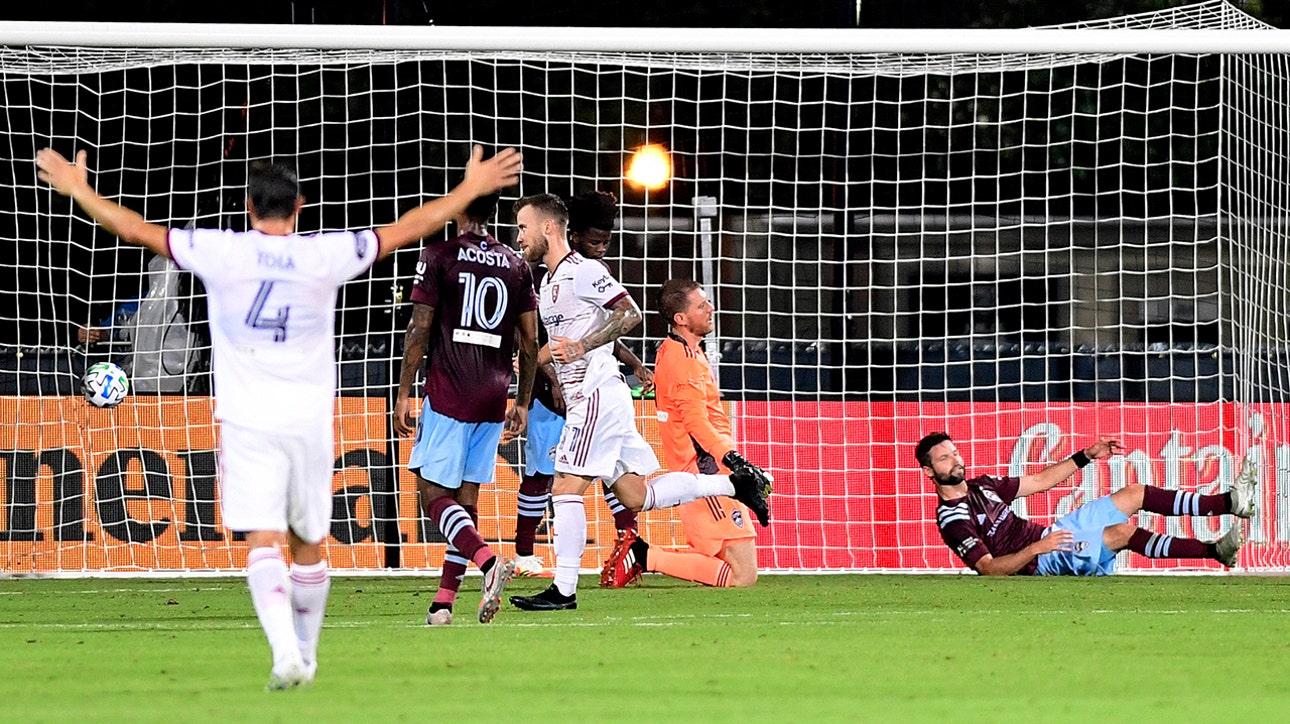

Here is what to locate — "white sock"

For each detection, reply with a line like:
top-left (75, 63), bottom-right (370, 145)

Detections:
top-left (552, 494), bottom-right (586, 597)
top-left (642, 472), bottom-right (735, 511)
top-left (289, 561), bottom-right (330, 668)
top-left (246, 547), bottom-right (301, 667)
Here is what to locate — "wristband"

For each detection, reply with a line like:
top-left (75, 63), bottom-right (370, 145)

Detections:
top-left (1070, 450), bottom-right (1091, 469)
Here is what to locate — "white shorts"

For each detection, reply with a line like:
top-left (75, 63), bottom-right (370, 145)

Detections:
top-left (554, 382), bottom-right (659, 484)
top-left (218, 419), bottom-right (335, 544)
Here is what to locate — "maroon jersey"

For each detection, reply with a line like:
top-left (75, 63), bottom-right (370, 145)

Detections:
top-left (936, 474), bottom-right (1046, 575)
top-left (410, 231), bottom-right (537, 423)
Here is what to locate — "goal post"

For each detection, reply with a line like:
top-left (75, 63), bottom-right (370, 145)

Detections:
top-left (2, 0), bottom-right (1288, 575)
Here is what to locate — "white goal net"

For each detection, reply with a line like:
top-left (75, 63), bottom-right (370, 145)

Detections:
top-left (2, 0), bottom-right (1288, 574)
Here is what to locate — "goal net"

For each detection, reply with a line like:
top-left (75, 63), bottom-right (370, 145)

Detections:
top-left (2, 0), bottom-right (1288, 574)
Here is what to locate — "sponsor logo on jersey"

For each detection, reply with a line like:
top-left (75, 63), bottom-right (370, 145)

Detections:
top-left (731, 508), bottom-right (744, 528)
top-left (355, 234), bottom-right (367, 259)
top-left (413, 259), bottom-right (427, 286)
top-left (1074, 540), bottom-right (1089, 553)
top-left (591, 274), bottom-right (614, 293)
top-left (956, 536), bottom-right (981, 557)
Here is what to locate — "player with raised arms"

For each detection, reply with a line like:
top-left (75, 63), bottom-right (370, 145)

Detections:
top-left (507, 193), bottom-right (772, 612)
top-left (35, 144), bottom-right (521, 688)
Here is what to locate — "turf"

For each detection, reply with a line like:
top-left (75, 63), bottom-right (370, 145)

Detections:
top-left (2, 574), bottom-right (1288, 722)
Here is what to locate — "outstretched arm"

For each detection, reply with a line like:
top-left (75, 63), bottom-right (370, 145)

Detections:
top-left (549, 295), bottom-right (643, 364)
top-left (1017, 436), bottom-right (1124, 497)
top-left (36, 149), bottom-right (171, 258)
top-left (374, 145), bottom-right (522, 260)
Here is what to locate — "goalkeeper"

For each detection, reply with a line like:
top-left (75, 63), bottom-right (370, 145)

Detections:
top-left (917, 432), bottom-right (1256, 576)
top-left (601, 279), bottom-right (765, 588)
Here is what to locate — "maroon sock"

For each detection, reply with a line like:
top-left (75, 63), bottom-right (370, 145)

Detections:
top-left (1127, 527), bottom-right (1215, 559)
top-left (425, 496), bottom-right (493, 568)
top-left (515, 474), bottom-right (551, 557)
top-left (1141, 485), bottom-right (1229, 516)
top-left (434, 552), bottom-right (468, 606)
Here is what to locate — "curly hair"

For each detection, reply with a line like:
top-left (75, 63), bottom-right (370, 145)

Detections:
top-left (567, 190), bottom-right (618, 233)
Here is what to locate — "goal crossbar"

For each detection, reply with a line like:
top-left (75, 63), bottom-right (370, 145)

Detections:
top-left (3, 21), bottom-right (1290, 54)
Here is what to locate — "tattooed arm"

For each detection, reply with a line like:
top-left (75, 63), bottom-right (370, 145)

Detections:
top-left (549, 295), bottom-right (643, 364)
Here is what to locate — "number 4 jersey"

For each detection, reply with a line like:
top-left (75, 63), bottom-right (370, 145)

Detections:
top-left (410, 231), bottom-right (537, 423)
top-left (167, 227), bottom-right (378, 431)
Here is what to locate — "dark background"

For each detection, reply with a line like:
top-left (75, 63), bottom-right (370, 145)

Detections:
top-left (1, 0), bottom-right (1283, 28)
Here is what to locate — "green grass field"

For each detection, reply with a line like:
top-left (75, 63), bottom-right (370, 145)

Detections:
top-left (3, 573), bottom-right (1289, 722)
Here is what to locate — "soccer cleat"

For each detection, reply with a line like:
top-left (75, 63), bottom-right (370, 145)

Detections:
top-left (1230, 450), bottom-right (1259, 519)
top-left (723, 450), bottom-right (774, 527)
top-left (513, 554), bottom-right (553, 578)
top-left (266, 654), bottom-right (310, 691)
top-left (600, 529), bottom-right (644, 588)
top-left (478, 557), bottom-right (516, 624)
top-left (510, 584), bottom-right (578, 611)
top-left (1214, 523), bottom-right (1245, 568)
top-left (425, 608), bottom-right (453, 626)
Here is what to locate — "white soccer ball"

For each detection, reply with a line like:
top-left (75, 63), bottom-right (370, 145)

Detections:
top-left (82, 362), bottom-right (130, 408)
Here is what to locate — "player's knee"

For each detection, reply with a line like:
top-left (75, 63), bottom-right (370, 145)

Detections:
top-left (1112, 483), bottom-right (1145, 511)
top-left (1103, 521), bottom-right (1138, 550)
top-left (728, 566), bottom-right (758, 587)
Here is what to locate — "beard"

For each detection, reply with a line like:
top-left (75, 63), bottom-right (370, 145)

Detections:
top-left (936, 466), bottom-right (966, 486)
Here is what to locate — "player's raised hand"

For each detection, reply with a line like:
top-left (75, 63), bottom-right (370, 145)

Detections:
top-left (393, 395), bottom-right (417, 437)
top-left (462, 144), bottom-right (523, 196)
top-left (1084, 436), bottom-right (1125, 461)
top-left (36, 148), bottom-right (90, 197)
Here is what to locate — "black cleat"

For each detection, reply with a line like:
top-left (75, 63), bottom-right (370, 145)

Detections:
top-left (510, 584), bottom-right (578, 611)
top-left (724, 451), bottom-right (774, 527)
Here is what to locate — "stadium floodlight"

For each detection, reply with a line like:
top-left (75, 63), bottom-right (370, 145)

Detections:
top-left (2, 0), bottom-right (1288, 575)
top-left (625, 144), bottom-right (672, 191)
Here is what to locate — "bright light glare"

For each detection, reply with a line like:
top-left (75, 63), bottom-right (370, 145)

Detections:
top-left (626, 144), bottom-right (672, 190)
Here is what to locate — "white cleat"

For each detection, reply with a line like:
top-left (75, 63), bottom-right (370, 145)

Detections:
top-left (1230, 451), bottom-right (1259, 518)
top-left (478, 557), bottom-right (516, 624)
top-left (267, 654), bottom-right (310, 691)
top-left (425, 608), bottom-right (453, 626)
top-left (1214, 523), bottom-right (1245, 568)
top-left (513, 554), bottom-right (552, 578)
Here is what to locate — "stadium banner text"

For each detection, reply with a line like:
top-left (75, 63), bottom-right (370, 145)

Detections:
top-left (0, 397), bottom-right (670, 572)
top-left (738, 401), bottom-right (1284, 571)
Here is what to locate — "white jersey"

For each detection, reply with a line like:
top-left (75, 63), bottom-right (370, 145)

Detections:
top-left (539, 252), bottom-right (631, 407)
top-left (168, 227), bottom-right (378, 431)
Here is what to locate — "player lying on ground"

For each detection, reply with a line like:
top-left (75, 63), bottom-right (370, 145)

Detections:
top-left (917, 432), bottom-right (1255, 576)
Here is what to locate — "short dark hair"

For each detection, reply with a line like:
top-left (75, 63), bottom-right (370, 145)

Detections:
top-left (247, 160), bottom-right (300, 221)
top-left (657, 278), bottom-right (702, 328)
top-left (567, 190), bottom-right (618, 233)
top-left (458, 165), bottom-right (500, 223)
top-left (914, 432), bottom-right (953, 468)
top-left (513, 193), bottom-right (568, 226)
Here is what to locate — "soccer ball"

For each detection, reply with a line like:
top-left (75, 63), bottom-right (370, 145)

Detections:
top-left (82, 362), bottom-right (130, 408)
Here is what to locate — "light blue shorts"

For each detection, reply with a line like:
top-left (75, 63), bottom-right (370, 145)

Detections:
top-left (1035, 495), bottom-right (1131, 577)
top-left (407, 397), bottom-right (504, 490)
top-left (523, 398), bottom-right (563, 477)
